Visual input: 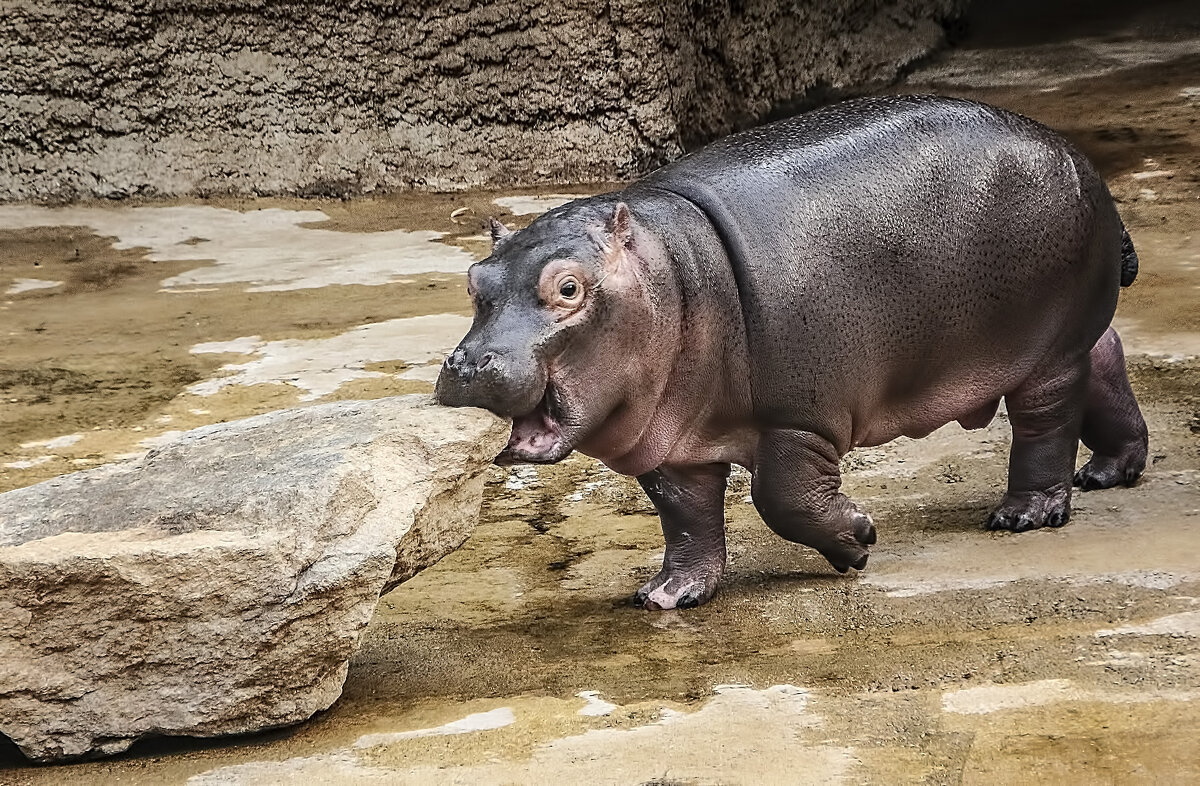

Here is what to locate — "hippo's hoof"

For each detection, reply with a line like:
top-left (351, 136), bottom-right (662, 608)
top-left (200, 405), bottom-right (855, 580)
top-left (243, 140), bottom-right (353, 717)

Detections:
top-left (986, 487), bottom-right (1071, 532)
top-left (634, 567), bottom-right (721, 610)
top-left (1074, 451), bottom-right (1146, 491)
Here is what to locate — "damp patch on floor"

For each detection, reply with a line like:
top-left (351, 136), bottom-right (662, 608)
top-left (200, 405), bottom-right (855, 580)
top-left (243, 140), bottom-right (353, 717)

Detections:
top-left (0, 205), bottom-right (477, 292)
top-left (183, 686), bottom-right (855, 786)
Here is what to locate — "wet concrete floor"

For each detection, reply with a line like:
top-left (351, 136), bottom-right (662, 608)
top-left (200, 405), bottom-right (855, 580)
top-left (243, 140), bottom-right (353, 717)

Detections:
top-left (1, 6), bottom-right (1199, 785)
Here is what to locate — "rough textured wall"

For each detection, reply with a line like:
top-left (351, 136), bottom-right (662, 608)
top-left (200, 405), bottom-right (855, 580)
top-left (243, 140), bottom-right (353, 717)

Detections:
top-left (0, 1), bottom-right (964, 201)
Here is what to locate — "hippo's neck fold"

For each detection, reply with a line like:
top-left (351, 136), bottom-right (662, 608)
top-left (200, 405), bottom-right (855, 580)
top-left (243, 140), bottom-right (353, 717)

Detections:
top-left (590, 188), bottom-right (754, 476)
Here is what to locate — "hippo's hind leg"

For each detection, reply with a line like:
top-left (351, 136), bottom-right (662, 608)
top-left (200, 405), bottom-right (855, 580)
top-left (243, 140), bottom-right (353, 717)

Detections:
top-left (635, 463), bottom-right (730, 610)
top-left (751, 430), bottom-right (877, 573)
top-left (1075, 327), bottom-right (1149, 490)
top-left (987, 356), bottom-right (1088, 532)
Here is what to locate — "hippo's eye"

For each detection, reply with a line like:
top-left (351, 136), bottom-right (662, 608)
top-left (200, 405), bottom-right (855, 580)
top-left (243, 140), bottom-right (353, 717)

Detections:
top-left (540, 265), bottom-right (587, 315)
top-left (557, 276), bottom-right (582, 304)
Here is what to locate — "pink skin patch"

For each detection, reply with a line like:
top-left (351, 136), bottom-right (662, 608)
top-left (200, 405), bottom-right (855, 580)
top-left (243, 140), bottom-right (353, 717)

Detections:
top-left (508, 391), bottom-right (562, 455)
top-left (639, 578), bottom-right (700, 610)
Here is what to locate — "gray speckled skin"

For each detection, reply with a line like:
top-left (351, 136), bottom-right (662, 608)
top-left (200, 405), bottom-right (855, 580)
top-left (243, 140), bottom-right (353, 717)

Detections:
top-left (437, 95), bottom-right (1148, 610)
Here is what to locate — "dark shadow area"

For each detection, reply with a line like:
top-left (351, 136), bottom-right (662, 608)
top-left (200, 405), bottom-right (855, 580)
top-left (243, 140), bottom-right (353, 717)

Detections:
top-left (0, 721), bottom-right (305, 770)
top-left (1037, 55), bottom-right (1200, 179)
top-left (886, 501), bottom-right (995, 534)
top-left (959, 0), bottom-right (1200, 47)
top-left (755, 0), bottom-right (1200, 147)
top-left (0, 733), bottom-right (28, 768)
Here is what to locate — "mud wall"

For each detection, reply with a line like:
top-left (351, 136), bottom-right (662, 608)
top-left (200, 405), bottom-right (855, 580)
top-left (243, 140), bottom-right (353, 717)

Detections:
top-left (0, 1), bottom-right (964, 201)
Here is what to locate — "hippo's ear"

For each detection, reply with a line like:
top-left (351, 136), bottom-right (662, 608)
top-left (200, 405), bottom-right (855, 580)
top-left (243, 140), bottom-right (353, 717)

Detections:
top-left (606, 203), bottom-right (633, 250)
top-left (489, 217), bottom-right (513, 250)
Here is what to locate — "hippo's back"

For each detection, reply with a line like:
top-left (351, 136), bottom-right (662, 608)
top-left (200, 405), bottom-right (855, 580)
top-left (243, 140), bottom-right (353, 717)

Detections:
top-left (652, 95), bottom-right (1061, 183)
top-left (638, 95), bottom-right (1123, 443)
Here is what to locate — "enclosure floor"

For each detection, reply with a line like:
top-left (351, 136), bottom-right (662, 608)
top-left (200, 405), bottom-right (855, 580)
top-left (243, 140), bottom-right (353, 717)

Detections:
top-left (2, 5), bottom-right (1199, 784)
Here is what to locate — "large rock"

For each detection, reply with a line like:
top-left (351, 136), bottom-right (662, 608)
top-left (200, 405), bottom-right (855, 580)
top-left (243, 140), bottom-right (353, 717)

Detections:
top-left (0, 395), bottom-right (509, 762)
top-left (0, 0), bottom-right (965, 201)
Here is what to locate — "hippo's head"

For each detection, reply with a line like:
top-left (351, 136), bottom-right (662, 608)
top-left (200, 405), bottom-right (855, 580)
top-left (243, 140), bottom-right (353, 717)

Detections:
top-left (436, 199), bottom-right (658, 465)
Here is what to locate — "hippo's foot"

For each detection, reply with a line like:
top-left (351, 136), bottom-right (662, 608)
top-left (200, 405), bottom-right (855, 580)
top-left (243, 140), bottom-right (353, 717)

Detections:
top-left (1076, 327), bottom-right (1149, 492)
top-left (823, 510), bottom-right (877, 573)
top-left (634, 564), bottom-right (723, 610)
top-left (985, 485), bottom-right (1072, 532)
top-left (1074, 450), bottom-right (1146, 490)
top-left (635, 463), bottom-right (730, 611)
top-left (993, 356), bottom-right (1088, 534)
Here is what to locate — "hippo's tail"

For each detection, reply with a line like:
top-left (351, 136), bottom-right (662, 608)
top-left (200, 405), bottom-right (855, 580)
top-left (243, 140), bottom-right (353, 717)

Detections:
top-left (1120, 226), bottom-right (1139, 287)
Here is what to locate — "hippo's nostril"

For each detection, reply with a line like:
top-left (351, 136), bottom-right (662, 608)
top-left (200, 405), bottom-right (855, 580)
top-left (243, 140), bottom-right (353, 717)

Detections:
top-left (477, 352), bottom-right (495, 371)
top-left (441, 348), bottom-right (474, 383)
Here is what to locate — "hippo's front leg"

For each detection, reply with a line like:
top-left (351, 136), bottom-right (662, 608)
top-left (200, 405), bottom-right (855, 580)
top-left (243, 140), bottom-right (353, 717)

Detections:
top-left (635, 463), bottom-right (730, 610)
top-left (751, 429), bottom-right (877, 572)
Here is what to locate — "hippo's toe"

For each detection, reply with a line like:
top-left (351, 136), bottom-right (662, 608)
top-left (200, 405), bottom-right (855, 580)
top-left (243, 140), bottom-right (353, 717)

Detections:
top-left (986, 487), bottom-right (1072, 532)
top-left (634, 566), bottom-right (721, 610)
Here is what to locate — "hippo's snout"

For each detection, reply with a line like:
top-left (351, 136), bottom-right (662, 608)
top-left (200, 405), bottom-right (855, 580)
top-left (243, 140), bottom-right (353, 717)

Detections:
top-left (437, 335), bottom-right (575, 465)
top-left (435, 342), bottom-right (545, 419)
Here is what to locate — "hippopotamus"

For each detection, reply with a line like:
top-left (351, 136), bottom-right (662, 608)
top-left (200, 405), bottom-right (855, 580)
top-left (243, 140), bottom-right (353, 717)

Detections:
top-left (436, 95), bottom-right (1149, 610)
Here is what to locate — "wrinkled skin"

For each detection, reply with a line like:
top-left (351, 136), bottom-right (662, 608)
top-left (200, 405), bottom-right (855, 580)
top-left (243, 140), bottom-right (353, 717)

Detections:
top-left (436, 95), bottom-right (1149, 610)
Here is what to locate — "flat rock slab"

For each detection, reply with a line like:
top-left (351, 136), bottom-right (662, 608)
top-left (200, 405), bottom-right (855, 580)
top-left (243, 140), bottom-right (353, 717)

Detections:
top-left (0, 395), bottom-right (508, 762)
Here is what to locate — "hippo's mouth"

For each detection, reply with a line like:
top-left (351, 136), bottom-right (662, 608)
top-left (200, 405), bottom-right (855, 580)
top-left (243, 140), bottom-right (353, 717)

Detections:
top-left (496, 384), bottom-right (573, 465)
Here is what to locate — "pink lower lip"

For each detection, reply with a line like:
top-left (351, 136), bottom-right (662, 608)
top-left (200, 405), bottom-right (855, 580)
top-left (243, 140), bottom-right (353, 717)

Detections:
top-left (505, 388), bottom-right (565, 458)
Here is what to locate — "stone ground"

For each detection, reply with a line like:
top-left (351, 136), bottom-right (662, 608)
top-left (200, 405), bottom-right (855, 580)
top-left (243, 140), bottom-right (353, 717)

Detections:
top-left (1, 6), bottom-right (1198, 785)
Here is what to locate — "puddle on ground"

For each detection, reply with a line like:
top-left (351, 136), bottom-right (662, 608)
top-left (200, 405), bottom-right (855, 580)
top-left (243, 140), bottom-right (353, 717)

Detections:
top-left (2, 7), bottom-right (1200, 785)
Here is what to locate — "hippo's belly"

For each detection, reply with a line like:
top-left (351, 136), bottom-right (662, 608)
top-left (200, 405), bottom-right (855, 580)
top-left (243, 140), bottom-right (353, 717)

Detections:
top-left (854, 387), bottom-right (1006, 448)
